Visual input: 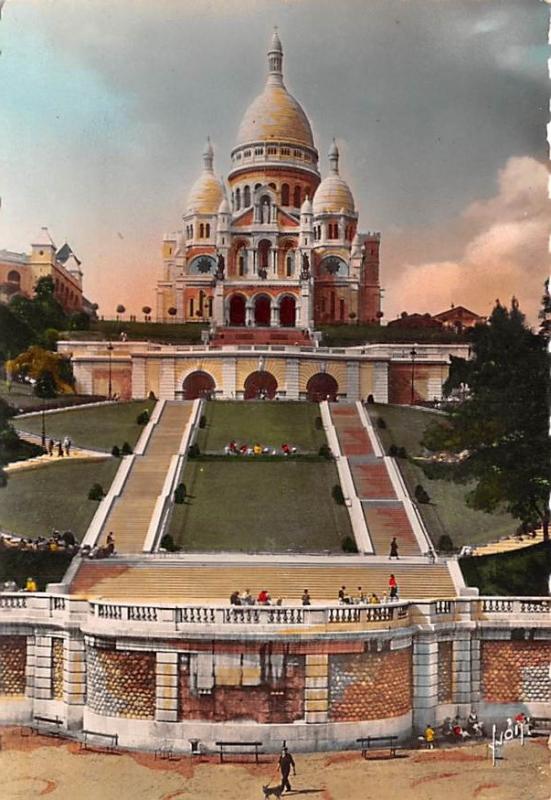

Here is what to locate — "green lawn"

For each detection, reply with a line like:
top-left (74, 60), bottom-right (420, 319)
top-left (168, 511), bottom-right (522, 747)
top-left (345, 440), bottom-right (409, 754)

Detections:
top-left (370, 404), bottom-right (516, 548)
top-left (169, 460), bottom-right (351, 552)
top-left (197, 402), bottom-right (326, 453)
top-left (0, 459), bottom-right (119, 540)
top-left (14, 399), bottom-right (155, 452)
top-left (0, 380), bottom-right (102, 413)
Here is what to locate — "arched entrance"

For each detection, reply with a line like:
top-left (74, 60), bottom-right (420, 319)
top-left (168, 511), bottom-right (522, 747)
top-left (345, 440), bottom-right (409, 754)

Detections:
top-left (306, 373), bottom-right (339, 402)
top-left (244, 371), bottom-right (278, 400)
top-left (279, 295), bottom-right (296, 327)
top-left (258, 239), bottom-right (271, 273)
top-left (182, 370), bottom-right (215, 400)
top-left (254, 294), bottom-right (271, 326)
top-left (229, 294), bottom-right (246, 326)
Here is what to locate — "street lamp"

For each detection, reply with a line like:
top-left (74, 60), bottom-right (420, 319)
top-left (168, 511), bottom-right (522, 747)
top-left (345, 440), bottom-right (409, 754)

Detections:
top-left (41, 395), bottom-right (46, 449)
top-left (410, 347), bottom-right (417, 405)
top-left (107, 341), bottom-right (114, 400)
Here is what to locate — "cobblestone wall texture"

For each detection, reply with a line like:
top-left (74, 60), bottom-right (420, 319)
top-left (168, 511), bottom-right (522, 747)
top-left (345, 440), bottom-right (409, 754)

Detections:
top-left (437, 641), bottom-right (453, 703)
top-left (51, 638), bottom-right (64, 700)
top-left (481, 640), bottom-right (551, 703)
top-left (179, 651), bottom-right (305, 723)
top-left (328, 646), bottom-right (412, 721)
top-left (87, 647), bottom-right (155, 718)
top-left (0, 636), bottom-right (26, 696)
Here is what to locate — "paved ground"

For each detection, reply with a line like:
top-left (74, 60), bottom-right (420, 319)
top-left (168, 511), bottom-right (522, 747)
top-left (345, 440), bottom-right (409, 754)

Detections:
top-left (0, 729), bottom-right (548, 800)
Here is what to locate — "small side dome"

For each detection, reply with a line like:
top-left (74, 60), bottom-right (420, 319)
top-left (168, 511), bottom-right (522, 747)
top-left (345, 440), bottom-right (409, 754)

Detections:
top-left (313, 139), bottom-right (355, 215)
top-left (185, 138), bottom-right (224, 214)
top-left (300, 196), bottom-right (313, 214)
top-left (218, 195), bottom-right (230, 214)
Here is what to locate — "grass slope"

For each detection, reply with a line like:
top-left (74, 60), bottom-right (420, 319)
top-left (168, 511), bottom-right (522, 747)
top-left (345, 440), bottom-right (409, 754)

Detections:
top-left (460, 542), bottom-right (551, 596)
top-left (371, 404), bottom-right (515, 548)
top-left (197, 401), bottom-right (326, 453)
top-left (15, 399), bottom-right (155, 451)
top-left (169, 460), bottom-right (350, 552)
top-left (0, 459), bottom-right (119, 540)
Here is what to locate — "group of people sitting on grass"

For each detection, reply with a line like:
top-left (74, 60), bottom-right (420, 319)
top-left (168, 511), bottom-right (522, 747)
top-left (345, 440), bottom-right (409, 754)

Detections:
top-left (0, 529), bottom-right (78, 554)
top-left (224, 441), bottom-right (298, 456)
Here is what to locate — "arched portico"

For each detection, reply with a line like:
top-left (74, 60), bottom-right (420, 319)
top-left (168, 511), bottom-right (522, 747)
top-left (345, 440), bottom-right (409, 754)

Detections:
top-left (244, 371), bottom-right (278, 399)
top-left (279, 295), bottom-right (296, 327)
top-left (181, 370), bottom-right (216, 400)
top-left (228, 294), bottom-right (246, 326)
top-left (254, 294), bottom-right (271, 326)
top-left (306, 372), bottom-right (338, 402)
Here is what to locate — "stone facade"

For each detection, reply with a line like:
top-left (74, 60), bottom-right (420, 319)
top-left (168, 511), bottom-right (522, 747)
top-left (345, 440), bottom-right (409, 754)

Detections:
top-left (0, 635), bottom-right (26, 696)
top-left (51, 637), bottom-right (64, 700)
top-left (87, 647), bottom-right (156, 719)
top-left (437, 640), bottom-right (453, 703)
top-left (481, 640), bottom-right (551, 704)
top-left (328, 645), bottom-right (412, 721)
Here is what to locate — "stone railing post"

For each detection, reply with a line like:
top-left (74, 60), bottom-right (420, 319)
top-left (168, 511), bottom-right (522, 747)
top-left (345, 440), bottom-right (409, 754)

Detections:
top-left (156, 651), bottom-right (179, 722)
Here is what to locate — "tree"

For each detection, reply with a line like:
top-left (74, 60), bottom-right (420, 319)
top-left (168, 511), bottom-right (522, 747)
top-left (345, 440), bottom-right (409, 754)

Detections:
top-left (116, 304), bottom-right (126, 321)
top-left (167, 307), bottom-right (177, 320)
top-left (423, 299), bottom-right (551, 541)
top-left (6, 346), bottom-right (75, 394)
top-left (8, 276), bottom-right (67, 342)
top-left (142, 306), bottom-right (152, 321)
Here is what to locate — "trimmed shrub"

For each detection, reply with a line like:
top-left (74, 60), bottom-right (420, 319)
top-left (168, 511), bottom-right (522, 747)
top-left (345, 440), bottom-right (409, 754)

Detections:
top-left (88, 483), bottom-right (104, 501)
top-left (332, 484), bottom-right (345, 505)
top-left (315, 416), bottom-right (323, 430)
top-left (160, 533), bottom-right (180, 552)
top-left (136, 410), bottom-right (150, 425)
top-left (388, 444), bottom-right (398, 457)
top-left (199, 414), bottom-right (207, 429)
top-left (0, 468), bottom-right (8, 488)
top-left (148, 390), bottom-right (157, 401)
top-left (111, 445), bottom-right (120, 458)
top-left (121, 441), bottom-right (133, 455)
top-left (397, 446), bottom-right (407, 458)
top-left (415, 484), bottom-right (431, 504)
top-left (376, 417), bottom-right (386, 429)
top-left (188, 443), bottom-right (200, 458)
top-left (438, 534), bottom-right (455, 553)
top-left (342, 535), bottom-right (358, 553)
top-left (318, 443), bottom-right (332, 459)
top-left (174, 483), bottom-right (186, 504)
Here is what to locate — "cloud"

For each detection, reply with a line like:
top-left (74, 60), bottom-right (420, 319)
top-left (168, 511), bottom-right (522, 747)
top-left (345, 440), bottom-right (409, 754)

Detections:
top-left (384, 157), bottom-right (548, 323)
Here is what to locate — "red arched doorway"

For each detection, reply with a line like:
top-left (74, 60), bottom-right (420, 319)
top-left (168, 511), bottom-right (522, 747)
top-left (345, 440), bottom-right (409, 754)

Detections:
top-left (182, 370), bottom-right (215, 400)
top-left (229, 294), bottom-right (246, 326)
top-left (244, 371), bottom-right (278, 400)
top-left (254, 294), bottom-right (271, 326)
top-left (306, 373), bottom-right (338, 402)
top-left (279, 295), bottom-right (296, 327)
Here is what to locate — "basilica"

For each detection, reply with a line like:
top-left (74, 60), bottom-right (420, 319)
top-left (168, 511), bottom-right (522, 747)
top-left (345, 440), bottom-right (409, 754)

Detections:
top-left (156, 32), bottom-right (382, 331)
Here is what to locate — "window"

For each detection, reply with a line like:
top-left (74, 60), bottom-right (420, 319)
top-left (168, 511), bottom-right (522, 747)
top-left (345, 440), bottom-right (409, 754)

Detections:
top-left (189, 298), bottom-right (194, 317)
top-left (238, 253), bottom-right (245, 276)
top-left (235, 188), bottom-right (241, 211)
top-left (7, 270), bottom-right (20, 284)
top-left (206, 223), bottom-right (210, 238)
top-left (269, 182), bottom-right (276, 191)
top-left (281, 184), bottom-right (290, 205)
top-left (236, 153), bottom-right (242, 160)
top-left (243, 185), bottom-right (251, 207)
top-left (267, 146), bottom-right (277, 156)
top-left (254, 147), bottom-right (263, 155)
top-left (281, 147), bottom-right (290, 156)
top-left (330, 292), bottom-right (336, 316)
top-left (340, 299), bottom-right (345, 320)
top-left (199, 223), bottom-right (205, 238)
top-left (293, 186), bottom-right (301, 207)
top-left (293, 149), bottom-right (301, 158)
top-left (190, 224), bottom-right (193, 238)
top-left (255, 183), bottom-right (262, 191)
top-left (321, 296), bottom-right (326, 313)
top-left (208, 297), bottom-right (213, 316)
top-left (286, 254), bottom-right (294, 277)
top-left (244, 149), bottom-right (251, 157)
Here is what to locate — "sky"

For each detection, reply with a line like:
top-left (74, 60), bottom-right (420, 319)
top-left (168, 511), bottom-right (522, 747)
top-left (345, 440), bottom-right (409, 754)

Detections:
top-left (0, 0), bottom-right (548, 323)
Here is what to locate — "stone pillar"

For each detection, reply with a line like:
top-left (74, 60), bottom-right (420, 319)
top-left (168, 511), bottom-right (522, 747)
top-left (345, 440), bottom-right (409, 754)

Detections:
top-left (271, 248), bottom-right (277, 276)
top-left (33, 635), bottom-right (53, 700)
top-left (176, 287), bottom-right (184, 321)
top-left (222, 358), bottom-right (237, 398)
top-left (159, 358), bottom-right (176, 400)
top-left (64, 637), bottom-right (86, 728)
top-left (412, 634), bottom-right (439, 731)
top-left (285, 358), bottom-right (299, 400)
top-left (132, 357), bottom-right (146, 399)
top-left (245, 304), bottom-right (254, 327)
top-left (251, 249), bottom-right (257, 276)
top-left (304, 654), bottom-right (329, 723)
top-left (427, 368), bottom-right (444, 402)
top-left (373, 361), bottom-right (389, 404)
top-left (452, 630), bottom-right (478, 707)
top-left (213, 282), bottom-right (224, 326)
top-left (346, 361), bottom-right (360, 401)
top-left (156, 652), bottom-right (179, 722)
top-left (271, 304), bottom-right (279, 327)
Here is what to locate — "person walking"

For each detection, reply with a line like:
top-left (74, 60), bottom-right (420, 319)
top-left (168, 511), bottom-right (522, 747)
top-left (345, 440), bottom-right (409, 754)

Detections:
top-left (63, 436), bottom-right (72, 456)
top-left (389, 537), bottom-right (399, 560)
top-left (48, 438), bottom-right (55, 457)
top-left (56, 440), bottom-right (64, 457)
top-left (278, 746), bottom-right (296, 792)
top-left (389, 573), bottom-right (398, 601)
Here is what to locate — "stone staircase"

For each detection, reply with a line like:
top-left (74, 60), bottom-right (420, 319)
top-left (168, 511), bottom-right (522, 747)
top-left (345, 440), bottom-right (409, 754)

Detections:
top-left (70, 560), bottom-right (458, 601)
top-left (99, 403), bottom-right (192, 553)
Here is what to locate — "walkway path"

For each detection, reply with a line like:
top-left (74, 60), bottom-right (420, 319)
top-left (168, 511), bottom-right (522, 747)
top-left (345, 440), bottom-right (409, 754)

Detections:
top-left (98, 402), bottom-right (193, 553)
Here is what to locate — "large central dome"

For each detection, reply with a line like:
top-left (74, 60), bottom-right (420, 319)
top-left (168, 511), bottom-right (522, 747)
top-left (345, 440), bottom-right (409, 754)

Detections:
top-left (235, 32), bottom-right (315, 149)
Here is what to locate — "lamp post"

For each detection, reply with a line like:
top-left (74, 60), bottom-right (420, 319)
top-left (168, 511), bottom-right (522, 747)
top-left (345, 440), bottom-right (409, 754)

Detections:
top-left (41, 395), bottom-right (46, 449)
top-left (107, 341), bottom-right (114, 400)
top-left (410, 347), bottom-right (417, 405)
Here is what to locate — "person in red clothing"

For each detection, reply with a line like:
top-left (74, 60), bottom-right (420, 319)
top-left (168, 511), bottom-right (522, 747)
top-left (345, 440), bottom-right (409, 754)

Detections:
top-left (389, 573), bottom-right (398, 601)
top-left (257, 589), bottom-right (271, 605)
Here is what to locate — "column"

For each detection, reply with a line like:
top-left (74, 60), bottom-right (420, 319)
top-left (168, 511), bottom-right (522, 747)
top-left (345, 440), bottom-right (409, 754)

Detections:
top-left (245, 303), bottom-right (254, 327)
top-left (285, 358), bottom-right (299, 400)
top-left (213, 283), bottom-right (224, 325)
top-left (427, 367), bottom-right (444, 402)
top-left (132, 357), bottom-right (146, 399)
top-left (373, 361), bottom-right (389, 404)
top-left (304, 654), bottom-right (329, 723)
top-left (271, 248), bottom-right (277, 277)
top-left (251, 249), bottom-right (257, 277)
top-left (222, 357), bottom-right (237, 398)
top-left (33, 635), bottom-right (53, 700)
top-left (156, 652), bottom-right (179, 723)
top-left (346, 361), bottom-right (360, 401)
top-left (271, 303), bottom-right (279, 327)
top-left (412, 634), bottom-right (439, 731)
top-left (452, 631), bottom-right (478, 707)
top-left (64, 637), bottom-right (86, 727)
top-left (159, 358), bottom-right (176, 400)
top-left (176, 287), bottom-right (184, 321)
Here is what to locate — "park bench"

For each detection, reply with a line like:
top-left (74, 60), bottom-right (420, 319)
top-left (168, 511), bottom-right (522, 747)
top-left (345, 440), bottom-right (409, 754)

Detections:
top-left (216, 740), bottom-right (263, 764)
top-left (21, 715), bottom-right (63, 738)
top-left (531, 717), bottom-right (551, 737)
top-left (357, 735), bottom-right (398, 759)
top-left (80, 729), bottom-right (119, 752)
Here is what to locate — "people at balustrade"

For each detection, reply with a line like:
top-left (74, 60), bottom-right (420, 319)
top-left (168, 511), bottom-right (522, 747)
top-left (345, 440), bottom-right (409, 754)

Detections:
top-left (301, 589), bottom-right (311, 606)
top-left (230, 590), bottom-right (241, 605)
top-left (356, 586), bottom-right (366, 603)
top-left (106, 532), bottom-right (116, 556)
top-left (257, 588), bottom-right (271, 605)
top-left (25, 576), bottom-right (37, 592)
top-left (338, 585), bottom-right (351, 604)
top-left (369, 592), bottom-right (380, 604)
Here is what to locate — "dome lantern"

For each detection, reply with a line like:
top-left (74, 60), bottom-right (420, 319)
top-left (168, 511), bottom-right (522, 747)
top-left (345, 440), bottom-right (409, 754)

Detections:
top-left (267, 27), bottom-right (283, 84)
top-left (328, 139), bottom-right (339, 174)
top-left (185, 140), bottom-right (224, 215)
top-left (202, 136), bottom-right (214, 172)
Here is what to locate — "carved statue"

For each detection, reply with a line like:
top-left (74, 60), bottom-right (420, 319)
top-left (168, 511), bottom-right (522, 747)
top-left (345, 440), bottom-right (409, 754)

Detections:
top-left (301, 252), bottom-right (310, 279)
top-left (216, 253), bottom-right (225, 279)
